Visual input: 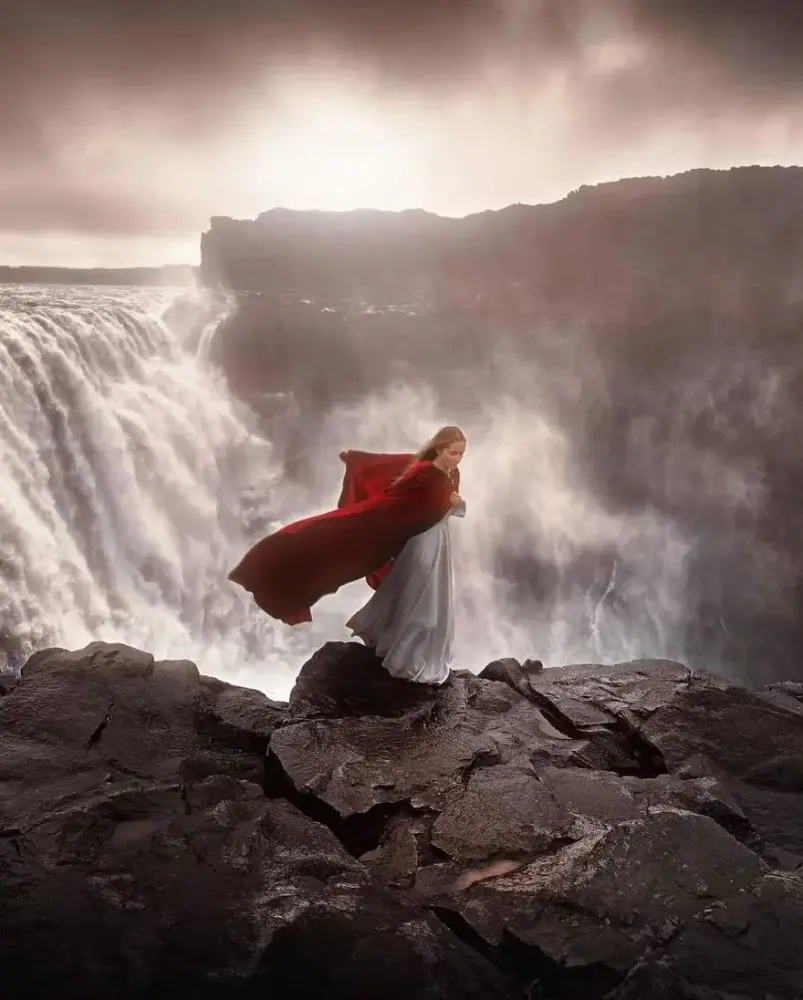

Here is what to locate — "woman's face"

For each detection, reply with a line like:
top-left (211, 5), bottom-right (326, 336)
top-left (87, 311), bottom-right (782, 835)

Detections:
top-left (438, 439), bottom-right (466, 470)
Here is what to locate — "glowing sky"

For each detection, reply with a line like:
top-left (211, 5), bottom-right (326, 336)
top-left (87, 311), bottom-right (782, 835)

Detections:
top-left (3, 1), bottom-right (803, 266)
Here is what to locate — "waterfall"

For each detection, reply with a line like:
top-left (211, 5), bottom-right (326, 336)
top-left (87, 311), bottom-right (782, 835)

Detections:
top-left (0, 282), bottom-right (702, 698)
top-left (0, 284), bottom-right (355, 698)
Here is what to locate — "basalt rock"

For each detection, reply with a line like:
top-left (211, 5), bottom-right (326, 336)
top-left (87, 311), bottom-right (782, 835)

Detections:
top-left (0, 642), bottom-right (515, 999)
top-left (3, 640), bottom-right (803, 999)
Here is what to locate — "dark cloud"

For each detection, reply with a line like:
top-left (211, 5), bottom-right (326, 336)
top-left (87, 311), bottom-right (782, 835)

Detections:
top-left (632, 1), bottom-right (803, 80)
top-left (0, 0), bottom-right (571, 144)
top-left (4, 1), bottom-right (803, 133)
top-left (1, 1), bottom-right (803, 249)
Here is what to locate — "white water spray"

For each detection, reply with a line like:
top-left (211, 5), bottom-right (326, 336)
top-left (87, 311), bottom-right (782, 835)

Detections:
top-left (0, 284), bottom-right (696, 698)
top-left (0, 285), bottom-right (321, 697)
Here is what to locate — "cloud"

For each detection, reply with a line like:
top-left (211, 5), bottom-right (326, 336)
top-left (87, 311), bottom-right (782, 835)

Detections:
top-left (4, 2), bottom-right (802, 109)
top-left (2, 1), bottom-right (803, 252)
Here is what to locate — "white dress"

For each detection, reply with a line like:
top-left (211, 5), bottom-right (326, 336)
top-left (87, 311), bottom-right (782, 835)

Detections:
top-left (347, 499), bottom-right (466, 684)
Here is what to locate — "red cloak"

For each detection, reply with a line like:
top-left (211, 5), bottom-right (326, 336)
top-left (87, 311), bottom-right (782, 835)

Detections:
top-left (337, 449), bottom-right (413, 590)
top-left (228, 452), bottom-right (454, 626)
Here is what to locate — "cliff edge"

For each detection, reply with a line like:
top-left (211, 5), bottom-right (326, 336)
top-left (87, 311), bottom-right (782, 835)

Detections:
top-left (200, 166), bottom-right (803, 317)
top-left (2, 641), bottom-right (802, 998)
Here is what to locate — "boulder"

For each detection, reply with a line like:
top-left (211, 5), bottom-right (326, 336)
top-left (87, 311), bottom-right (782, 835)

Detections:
top-left (0, 642), bottom-right (515, 999)
top-left (4, 639), bottom-right (803, 998)
top-left (268, 645), bottom-right (803, 999)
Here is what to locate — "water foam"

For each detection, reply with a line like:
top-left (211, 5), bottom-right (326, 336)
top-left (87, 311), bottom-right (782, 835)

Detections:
top-left (0, 285), bottom-right (693, 698)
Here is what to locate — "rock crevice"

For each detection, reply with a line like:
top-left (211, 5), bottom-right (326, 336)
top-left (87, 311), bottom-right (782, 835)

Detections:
top-left (2, 639), bottom-right (803, 998)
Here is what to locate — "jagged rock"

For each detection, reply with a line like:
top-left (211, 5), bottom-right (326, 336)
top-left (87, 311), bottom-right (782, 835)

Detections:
top-left (608, 872), bottom-right (803, 999)
top-left (509, 659), bottom-right (803, 860)
top-left (479, 657), bottom-right (544, 700)
top-left (266, 644), bottom-right (803, 999)
top-left (287, 641), bottom-right (447, 720)
top-left (0, 642), bottom-right (515, 999)
top-left (268, 643), bottom-right (586, 847)
top-left (437, 810), bottom-right (766, 990)
top-left (764, 680), bottom-right (803, 705)
top-left (0, 642), bottom-right (284, 813)
top-left (430, 761), bottom-right (570, 863)
top-left (4, 639), bottom-right (803, 999)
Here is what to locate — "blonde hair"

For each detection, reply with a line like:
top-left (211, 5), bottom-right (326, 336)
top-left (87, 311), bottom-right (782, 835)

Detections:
top-left (414, 425), bottom-right (466, 463)
top-left (394, 426), bottom-right (466, 486)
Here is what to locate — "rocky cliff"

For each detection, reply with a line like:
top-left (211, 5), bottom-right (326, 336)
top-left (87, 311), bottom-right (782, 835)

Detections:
top-left (2, 641), bottom-right (802, 998)
top-left (200, 166), bottom-right (803, 316)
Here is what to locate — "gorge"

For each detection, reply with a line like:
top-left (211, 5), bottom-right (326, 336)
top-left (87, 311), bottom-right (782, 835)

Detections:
top-left (4, 164), bottom-right (803, 997)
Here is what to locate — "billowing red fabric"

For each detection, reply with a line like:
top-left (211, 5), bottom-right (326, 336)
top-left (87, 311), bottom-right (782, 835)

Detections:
top-left (338, 450), bottom-right (461, 589)
top-left (337, 450), bottom-right (414, 507)
top-left (338, 450), bottom-right (414, 589)
top-left (228, 457), bottom-right (453, 626)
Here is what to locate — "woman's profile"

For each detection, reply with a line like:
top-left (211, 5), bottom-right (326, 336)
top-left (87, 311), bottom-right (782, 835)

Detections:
top-left (227, 425), bottom-right (467, 685)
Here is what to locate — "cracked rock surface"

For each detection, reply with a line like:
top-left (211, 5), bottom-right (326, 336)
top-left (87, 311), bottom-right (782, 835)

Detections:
top-left (2, 640), bottom-right (803, 998)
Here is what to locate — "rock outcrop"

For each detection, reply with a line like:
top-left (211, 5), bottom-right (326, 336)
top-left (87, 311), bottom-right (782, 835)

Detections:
top-left (2, 640), bottom-right (803, 998)
top-left (204, 167), bottom-right (803, 688)
top-left (200, 166), bottom-right (803, 317)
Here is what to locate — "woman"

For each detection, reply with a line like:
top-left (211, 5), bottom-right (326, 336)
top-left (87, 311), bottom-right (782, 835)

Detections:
top-left (228, 428), bottom-right (467, 671)
top-left (346, 427), bottom-right (466, 684)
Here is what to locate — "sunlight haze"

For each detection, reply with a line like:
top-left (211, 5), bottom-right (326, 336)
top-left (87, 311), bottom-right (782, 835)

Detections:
top-left (4, 2), bottom-right (803, 265)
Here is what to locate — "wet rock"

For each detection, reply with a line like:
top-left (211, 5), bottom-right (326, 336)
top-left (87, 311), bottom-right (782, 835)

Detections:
top-left (4, 640), bottom-right (803, 999)
top-left (431, 762), bottom-right (571, 863)
top-left (258, 882), bottom-right (516, 1000)
top-left (0, 642), bottom-right (514, 999)
top-left (609, 872), bottom-right (803, 999)
top-left (268, 644), bottom-right (583, 850)
top-left (479, 657), bottom-right (544, 700)
top-left (287, 640), bottom-right (441, 720)
top-left (438, 810), bottom-right (766, 995)
top-left (268, 646), bottom-right (803, 998)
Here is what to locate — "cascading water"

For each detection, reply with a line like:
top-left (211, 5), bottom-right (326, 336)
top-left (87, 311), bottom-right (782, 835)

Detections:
top-left (0, 284), bottom-right (356, 697)
top-left (1, 282), bottom-right (699, 699)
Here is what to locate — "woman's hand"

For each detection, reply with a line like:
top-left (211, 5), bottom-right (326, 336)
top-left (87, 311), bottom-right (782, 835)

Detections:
top-left (449, 492), bottom-right (463, 507)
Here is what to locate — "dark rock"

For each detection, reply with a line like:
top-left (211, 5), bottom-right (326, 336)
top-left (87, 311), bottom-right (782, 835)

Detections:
top-left (0, 642), bottom-right (283, 817)
top-left (288, 640), bottom-right (445, 720)
top-left (0, 671), bottom-right (17, 696)
top-left (764, 847), bottom-right (803, 871)
top-left (269, 643), bottom-right (584, 853)
top-left (258, 883), bottom-right (515, 1000)
top-left (431, 762), bottom-right (571, 863)
top-left (517, 659), bottom-right (803, 784)
top-left (0, 642), bottom-right (515, 999)
top-left (268, 646), bottom-right (803, 998)
top-left (764, 680), bottom-right (803, 705)
top-left (479, 657), bottom-right (544, 700)
top-left (5, 639), bottom-right (803, 999)
top-left (609, 872), bottom-right (803, 1000)
top-left (725, 782), bottom-right (803, 858)
top-left (438, 810), bottom-right (765, 996)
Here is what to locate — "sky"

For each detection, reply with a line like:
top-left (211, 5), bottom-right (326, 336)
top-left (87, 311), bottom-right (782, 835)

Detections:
top-left (2, 1), bottom-right (803, 266)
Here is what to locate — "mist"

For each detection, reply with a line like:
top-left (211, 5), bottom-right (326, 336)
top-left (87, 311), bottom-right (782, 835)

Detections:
top-left (2, 262), bottom-right (802, 699)
top-left (214, 279), bottom-right (803, 689)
